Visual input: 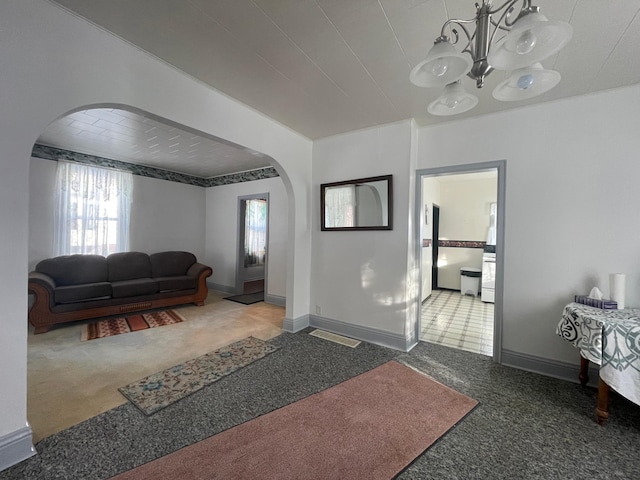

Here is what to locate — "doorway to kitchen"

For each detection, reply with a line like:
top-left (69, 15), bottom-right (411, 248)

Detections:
top-left (416, 161), bottom-right (505, 361)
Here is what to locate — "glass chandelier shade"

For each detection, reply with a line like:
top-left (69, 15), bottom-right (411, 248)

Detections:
top-left (427, 82), bottom-right (478, 116)
top-left (492, 63), bottom-right (561, 101)
top-left (410, 1), bottom-right (573, 116)
top-left (487, 12), bottom-right (573, 70)
top-left (410, 38), bottom-right (472, 88)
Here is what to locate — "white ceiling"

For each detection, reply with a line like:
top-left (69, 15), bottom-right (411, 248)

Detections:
top-left (37, 108), bottom-right (271, 178)
top-left (43, 0), bottom-right (640, 175)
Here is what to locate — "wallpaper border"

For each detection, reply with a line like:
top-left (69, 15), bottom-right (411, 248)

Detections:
top-left (31, 144), bottom-right (279, 187)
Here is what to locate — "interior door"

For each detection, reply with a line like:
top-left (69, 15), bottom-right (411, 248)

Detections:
top-left (237, 194), bottom-right (268, 294)
top-left (431, 204), bottom-right (440, 290)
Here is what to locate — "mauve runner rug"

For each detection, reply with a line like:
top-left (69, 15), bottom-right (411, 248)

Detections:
top-left (111, 360), bottom-right (478, 479)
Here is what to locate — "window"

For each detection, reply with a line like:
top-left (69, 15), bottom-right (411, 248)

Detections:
top-left (324, 185), bottom-right (356, 228)
top-left (54, 161), bottom-right (133, 256)
top-left (243, 198), bottom-right (267, 267)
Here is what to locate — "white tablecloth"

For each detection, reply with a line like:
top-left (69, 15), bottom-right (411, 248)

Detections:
top-left (557, 302), bottom-right (640, 406)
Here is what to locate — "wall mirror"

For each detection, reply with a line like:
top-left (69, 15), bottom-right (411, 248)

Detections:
top-left (321, 174), bottom-right (392, 231)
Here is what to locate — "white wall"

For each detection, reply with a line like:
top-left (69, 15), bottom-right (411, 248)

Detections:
top-left (417, 84), bottom-right (640, 364)
top-left (311, 121), bottom-right (413, 337)
top-left (130, 175), bottom-right (206, 260)
top-left (28, 157), bottom-right (206, 271)
top-left (205, 176), bottom-right (288, 297)
top-left (28, 158), bottom-right (57, 271)
top-left (0, 0), bottom-right (311, 457)
top-left (437, 176), bottom-right (496, 290)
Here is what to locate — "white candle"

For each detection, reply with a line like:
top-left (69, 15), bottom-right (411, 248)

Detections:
top-left (609, 273), bottom-right (626, 309)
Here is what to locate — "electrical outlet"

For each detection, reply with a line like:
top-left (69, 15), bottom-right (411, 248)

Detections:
top-left (315, 305), bottom-right (321, 315)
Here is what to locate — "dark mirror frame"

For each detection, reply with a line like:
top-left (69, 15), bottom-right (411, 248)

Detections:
top-left (320, 174), bottom-right (393, 231)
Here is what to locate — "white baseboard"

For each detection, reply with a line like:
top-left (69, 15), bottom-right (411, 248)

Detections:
top-left (207, 282), bottom-right (235, 294)
top-left (283, 314), bottom-right (310, 332)
top-left (264, 294), bottom-right (285, 307)
top-left (501, 349), bottom-right (599, 388)
top-left (309, 315), bottom-right (412, 352)
top-left (0, 425), bottom-right (36, 472)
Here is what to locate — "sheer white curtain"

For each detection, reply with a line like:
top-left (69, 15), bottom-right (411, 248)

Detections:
top-left (244, 199), bottom-right (267, 267)
top-left (324, 185), bottom-right (356, 228)
top-left (54, 161), bottom-right (133, 256)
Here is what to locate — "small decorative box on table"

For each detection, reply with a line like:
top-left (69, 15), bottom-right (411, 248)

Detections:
top-left (573, 295), bottom-right (617, 310)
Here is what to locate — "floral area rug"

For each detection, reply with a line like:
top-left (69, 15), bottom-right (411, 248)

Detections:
top-left (118, 337), bottom-right (280, 415)
top-left (81, 310), bottom-right (185, 341)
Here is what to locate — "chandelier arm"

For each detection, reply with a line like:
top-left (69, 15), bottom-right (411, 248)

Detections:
top-left (486, 0), bottom-right (527, 46)
top-left (440, 18), bottom-right (475, 41)
top-left (487, 0), bottom-right (529, 16)
top-left (461, 29), bottom-right (477, 57)
top-left (489, 18), bottom-right (511, 33)
top-left (440, 19), bottom-right (475, 50)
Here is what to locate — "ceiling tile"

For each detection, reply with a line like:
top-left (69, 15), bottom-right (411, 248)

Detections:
top-left (37, 108), bottom-right (272, 178)
top-left (591, 6), bottom-right (640, 90)
top-left (551, 0), bottom-right (640, 97)
top-left (46, 1), bottom-right (640, 142)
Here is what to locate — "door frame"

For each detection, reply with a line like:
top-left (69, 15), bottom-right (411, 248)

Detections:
top-left (414, 160), bottom-right (506, 362)
top-left (235, 192), bottom-right (270, 295)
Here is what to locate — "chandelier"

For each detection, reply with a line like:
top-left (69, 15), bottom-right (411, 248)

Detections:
top-left (410, 0), bottom-right (573, 116)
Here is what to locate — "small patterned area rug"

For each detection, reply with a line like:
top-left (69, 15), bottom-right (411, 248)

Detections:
top-left (81, 310), bottom-right (185, 341)
top-left (119, 337), bottom-right (279, 415)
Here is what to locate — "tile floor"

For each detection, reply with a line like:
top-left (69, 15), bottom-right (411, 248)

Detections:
top-left (420, 289), bottom-right (494, 356)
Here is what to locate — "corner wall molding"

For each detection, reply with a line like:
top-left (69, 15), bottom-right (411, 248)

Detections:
top-left (0, 425), bottom-right (36, 472)
top-left (31, 144), bottom-right (279, 188)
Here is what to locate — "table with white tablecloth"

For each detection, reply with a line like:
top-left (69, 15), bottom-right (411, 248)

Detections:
top-left (557, 302), bottom-right (640, 423)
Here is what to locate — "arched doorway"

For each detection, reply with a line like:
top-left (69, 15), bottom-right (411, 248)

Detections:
top-left (0, 4), bottom-right (312, 466)
top-left (26, 105), bottom-right (296, 441)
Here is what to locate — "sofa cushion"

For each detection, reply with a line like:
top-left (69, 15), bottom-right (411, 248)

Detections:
top-left (150, 251), bottom-right (196, 278)
top-left (36, 255), bottom-right (108, 286)
top-left (155, 276), bottom-right (197, 292)
top-left (54, 282), bottom-right (112, 304)
top-left (111, 278), bottom-right (158, 298)
top-left (108, 252), bottom-right (152, 282)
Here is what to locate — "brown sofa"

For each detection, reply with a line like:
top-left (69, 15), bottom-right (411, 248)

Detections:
top-left (28, 251), bottom-right (212, 334)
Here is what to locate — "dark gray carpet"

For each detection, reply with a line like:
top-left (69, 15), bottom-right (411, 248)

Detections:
top-left (2, 330), bottom-right (639, 479)
top-left (223, 292), bottom-right (264, 305)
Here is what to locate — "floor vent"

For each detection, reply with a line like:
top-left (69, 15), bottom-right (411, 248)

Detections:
top-left (309, 329), bottom-right (361, 348)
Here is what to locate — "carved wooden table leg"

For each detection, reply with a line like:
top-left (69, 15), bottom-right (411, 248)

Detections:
top-left (579, 356), bottom-right (589, 386)
top-left (595, 378), bottom-right (610, 425)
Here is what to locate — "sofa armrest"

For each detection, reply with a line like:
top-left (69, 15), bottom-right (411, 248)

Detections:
top-left (29, 271), bottom-right (57, 291)
top-left (28, 271), bottom-right (57, 311)
top-left (186, 262), bottom-right (213, 279)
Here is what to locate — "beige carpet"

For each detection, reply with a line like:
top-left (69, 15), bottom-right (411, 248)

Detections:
top-left (27, 291), bottom-right (284, 442)
top-left (112, 361), bottom-right (478, 480)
